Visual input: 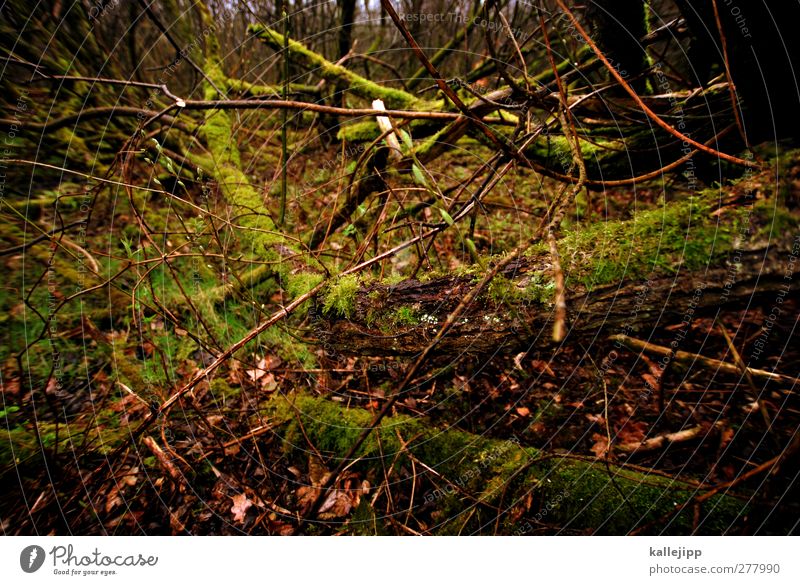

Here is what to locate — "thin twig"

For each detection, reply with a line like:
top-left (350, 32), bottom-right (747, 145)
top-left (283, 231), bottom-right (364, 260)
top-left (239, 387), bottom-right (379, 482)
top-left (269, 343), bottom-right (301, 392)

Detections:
top-left (553, 0), bottom-right (758, 168)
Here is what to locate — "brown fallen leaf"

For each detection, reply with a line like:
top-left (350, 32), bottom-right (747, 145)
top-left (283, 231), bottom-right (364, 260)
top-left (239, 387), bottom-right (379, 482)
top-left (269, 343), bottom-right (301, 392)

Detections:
top-left (590, 432), bottom-right (610, 458)
top-left (230, 493), bottom-right (253, 524)
top-left (616, 419), bottom-right (648, 446)
top-left (318, 489), bottom-right (353, 518)
top-left (531, 359), bottom-right (556, 377)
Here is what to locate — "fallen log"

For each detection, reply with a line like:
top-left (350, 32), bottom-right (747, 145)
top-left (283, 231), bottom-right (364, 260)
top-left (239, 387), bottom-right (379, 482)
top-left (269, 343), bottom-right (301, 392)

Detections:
top-left (248, 25), bottom-right (419, 109)
top-left (267, 393), bottom-right (752, 534)
top-left (317, 189), bottom-right (800, 360)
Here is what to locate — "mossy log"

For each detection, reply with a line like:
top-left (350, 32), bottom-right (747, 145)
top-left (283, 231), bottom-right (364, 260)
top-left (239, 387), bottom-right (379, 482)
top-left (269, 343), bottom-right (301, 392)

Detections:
top-left (317, 192), bottom-right (799, 359)
top-left (225, 77), bottom-right (321, 98)
top-left (269, 394), bottom-right (749, 534)
top-left (248, 24), bottom-right (419, 109)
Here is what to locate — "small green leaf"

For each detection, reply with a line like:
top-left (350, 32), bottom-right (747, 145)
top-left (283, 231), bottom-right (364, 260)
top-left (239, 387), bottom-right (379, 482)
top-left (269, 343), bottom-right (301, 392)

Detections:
top-left (399, 129), bottom-right (413, 150)
top-left (412, 164), bottom-right (428, 187)
top-left (0, 405), bottom-right (20, 418)
top-left (439, 208), bottom-right (455, 226)
top-left (465, 237), bottom-right (478, 258)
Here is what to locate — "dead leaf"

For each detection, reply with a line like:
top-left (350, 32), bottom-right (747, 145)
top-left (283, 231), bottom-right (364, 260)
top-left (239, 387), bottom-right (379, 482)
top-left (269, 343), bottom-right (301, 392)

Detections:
top-left (616, 420), bottom-right (647, 446)
top-left (228, 360), bottom-right (244, 385)
top-left (318, 489), bottom-right (353, 518)
top-left (718, 426), bottom-right (734, 450)
top-left (590, 432), bottom-right (610, 458)
top-left (296, 485), bottom-right (319, 514)
top-left (641, 373), bottom-right (660, 391)
top-left (531, 359), bottom-right (556, 377)
top-left (246, 357), bottom-right (280, 391)
top-left (308, 456), bottom-right (330, 486)
top-left (1, 376), bottom-right (20, 396)
top-left (230, 493), bottom-right (253, 524)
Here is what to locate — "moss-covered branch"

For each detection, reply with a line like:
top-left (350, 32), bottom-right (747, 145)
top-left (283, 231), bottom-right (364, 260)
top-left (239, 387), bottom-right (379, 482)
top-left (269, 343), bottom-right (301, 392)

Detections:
top-left (188, 4), bottom-right (320, 304)
top-left (269, 394), bottom-right (748, 534)
top-left (248, 24), bottom-right (419, 109)
top-left (225, 77), bottom-right (321, 98)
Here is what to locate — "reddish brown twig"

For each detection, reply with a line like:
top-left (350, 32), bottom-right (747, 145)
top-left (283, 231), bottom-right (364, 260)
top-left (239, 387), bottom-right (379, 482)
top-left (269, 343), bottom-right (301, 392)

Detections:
top-left (553, 0), bottom-right (758, 169)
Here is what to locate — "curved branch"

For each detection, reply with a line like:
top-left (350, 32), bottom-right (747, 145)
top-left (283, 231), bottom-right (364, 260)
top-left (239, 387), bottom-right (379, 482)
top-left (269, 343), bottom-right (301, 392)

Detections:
top-left (553, 0), bottom-right (758, 169)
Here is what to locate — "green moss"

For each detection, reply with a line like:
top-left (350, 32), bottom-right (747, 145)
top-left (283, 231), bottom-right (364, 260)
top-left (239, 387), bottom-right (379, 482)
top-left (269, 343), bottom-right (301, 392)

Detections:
top-left (391, 306), bottom-right (419, 326)
top-left (322, 274), bottom-right (360, 318)
top-left (265, 393), bottom-right (749, 534)
top-left (556, 194), bottom-right (735, 289)
top-left (1, 408), bottom-right (128, 470)
top-left (751, 199), bottom-right (800, 240)
top-left (260, 326), bottom-right (317, 369)
top-left (487, 274), bottom-right (520, 304)
top-left (414, 123), bottom-right (455, 159)
top-left (225, 78), bottom-right (319, 98)
top-left (210, 378), bottom-right (241, 401)
top-left (480, 271), bottom-right (555, 307)
top-left (192, 3), bottom-right (291, 268)
top-left (523, 272), bottom-right (556, 304)
top-left (381, 273), bottom-right (405, 286)
top-left (286, 271), bottom-right (324, 300)
top-left (337, 120), bottom-right (381, 143)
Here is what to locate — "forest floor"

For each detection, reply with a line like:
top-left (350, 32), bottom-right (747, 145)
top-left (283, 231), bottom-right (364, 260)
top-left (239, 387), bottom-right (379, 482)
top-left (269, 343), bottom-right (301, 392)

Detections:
top-left (2, 136), bottom-right (799, 535)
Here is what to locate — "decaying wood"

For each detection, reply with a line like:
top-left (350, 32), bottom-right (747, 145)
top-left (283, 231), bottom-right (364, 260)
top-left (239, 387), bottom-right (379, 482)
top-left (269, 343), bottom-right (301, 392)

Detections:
top-left (319, 226), bottom-right (799, 360)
